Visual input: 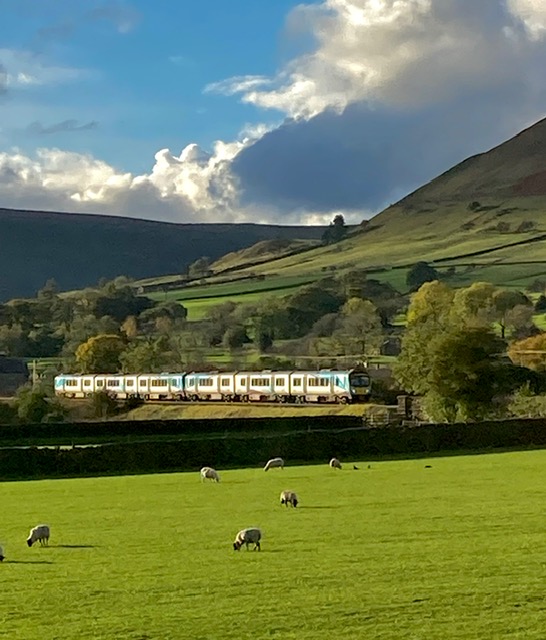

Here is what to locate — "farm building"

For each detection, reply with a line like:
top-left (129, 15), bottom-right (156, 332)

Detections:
top-left (0, 355), bottom-right (29, 396)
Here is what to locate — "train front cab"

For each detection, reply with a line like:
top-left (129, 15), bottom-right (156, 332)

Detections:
top-left (349, 370), bottom-right (372, 402)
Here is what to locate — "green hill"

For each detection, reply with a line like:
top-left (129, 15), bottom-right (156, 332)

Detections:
top-left (0, 208), bottom-right (325, 301)
top-left (192, 117), bottom-right (546, 293)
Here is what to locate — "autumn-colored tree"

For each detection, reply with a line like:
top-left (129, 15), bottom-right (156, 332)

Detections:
top-left (75, 334), bottom-right (125, 373)
top-left (508, 333), bottom-right (546, 371)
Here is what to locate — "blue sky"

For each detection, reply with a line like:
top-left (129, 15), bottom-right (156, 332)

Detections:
top-left (1, 1), bottom-right (546, 225)
top-left (0, 0), bottom-right (305, 173)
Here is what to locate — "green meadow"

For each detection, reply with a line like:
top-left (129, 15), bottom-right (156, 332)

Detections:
top-left (3, 449), bottom-right (546, 639)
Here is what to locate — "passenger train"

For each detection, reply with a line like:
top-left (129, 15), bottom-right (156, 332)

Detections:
top-left (54, 369), bottom-right (372, 404)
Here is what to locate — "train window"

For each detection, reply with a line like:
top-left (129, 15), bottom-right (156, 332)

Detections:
top-left (97, 380), bottom-right (104, 387)
top-left (186, 377), bottom-right (194, 386)
top-left (275, 377), bottom-right (285, 386)
top-left (107, 379), bottom-right (119, 387)
top-left (126, 380), bottom-right (134, 387)
top-left (83, 380), bottom-right (91, 386)
top-left (239, 378), bottom-right (247, 387)
top-left (292, 378), bottom-right (302, 387)
top-left (221, 377), bottom-right (231, 386)
top-left (66, 379), bottom-right (77, 387)
top-left (199, 378), bottom-right (214, 387)
top-left (151, 379), bottom-right (168, 387)
top-left (250, 378), bottom-right (270, 387)
top-left (139, 380), bottom-right (147, 387)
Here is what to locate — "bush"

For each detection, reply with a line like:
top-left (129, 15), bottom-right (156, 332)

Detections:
top-left (89, 391), bottom-right (119, 419)
top-left (14, 386), bottom-right (66, 424)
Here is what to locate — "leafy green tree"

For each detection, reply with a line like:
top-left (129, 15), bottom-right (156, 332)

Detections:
top-left (286, 284), bottom-right (344, 337)
top-left (451, 281), bottom-right (497, 327)
top-left (93, 286), bottom-right (154, 323)
top-left (75, 334), bottom-right (125, 373)
top-left (321, 214), bottom-right (348, 245)
top-left (15, 385), bottom-right (66, 423)
top-left (120, 337), bottom-right (168, 373)
top-left (222, 325), bottom-right (249, 351)
top-left (406, 262), bottom-right (439, 291)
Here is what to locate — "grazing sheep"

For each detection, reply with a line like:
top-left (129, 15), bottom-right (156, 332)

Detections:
top-left (233, 527), bottom-right (262, 551)
top-left (200, 466), bottom-right (220, 482)
top-left (329, 457), bottom-right (342, 470)
top-left (280, 490), bottom-right (298, 508)
top-left (264, 457), bottom-right (284, 471)
top-left (0, 545), bottom-right (4, 562)
top-left (353, 465), bottom-right (359, 470)
top-left (27, 524), bottom-right (50, 547)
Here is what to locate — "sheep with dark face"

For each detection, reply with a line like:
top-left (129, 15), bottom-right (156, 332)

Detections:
top-left (329, 457), bottom-right (342, 470)
top-left (264, 457), bottom-right (284, 471)
top-left (233, 528), bottom-right (261, 551)
top-left (27, 524), bottom-right (50, 547)
top-left (200, 467), bottom-right (220, 482)
top-left (280, 490), bottom-right (298, 507)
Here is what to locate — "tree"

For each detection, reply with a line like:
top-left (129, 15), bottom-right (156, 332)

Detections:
top-left (396, 326), bottom-right (511, 422)
top-left (321, 214), bottom-right (348, 245)
top-left (492, 289), bottom-right (532, 339)
top-left (15, 385), bottom-right (66, 423)
top-left (406, 262), bottom-right (439, 291)
top-left (223, 325), bottom-right (249, 351)
top-left (75, 334), bottom-right (125, 373)
top-left (286, 284), bottom-right (344, 337)
top-left (92, 286), bottom-right (154, 322)
top-left (406, 280), bottom-right (454, 327)
top-left (119, 338), bottom-right (168, 373)
top-left (331, 298), bottom-right (383, 358)
top-left (188, 257), bottom-right (211, 279)
top-left (508, 333), bottom-right (546, 371)
top-left (451, 281), bottom-right (497, 327)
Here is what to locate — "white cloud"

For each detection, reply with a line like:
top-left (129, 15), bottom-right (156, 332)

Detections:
top-left (2, 0), bottom-right (546, 224)
top-left (211, 0), bottom-right (546, 118)
top-left (508, 0), bottom-right (546, 39)
top-left (0, 48), bottom-right (88, 89)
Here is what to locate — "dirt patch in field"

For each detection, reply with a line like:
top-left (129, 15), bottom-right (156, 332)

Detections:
top-left (513, 170), bottom-right (546, 196)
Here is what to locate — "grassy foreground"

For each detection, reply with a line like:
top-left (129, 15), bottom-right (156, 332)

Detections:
top-left (2, 450), bottom-right (546, 639)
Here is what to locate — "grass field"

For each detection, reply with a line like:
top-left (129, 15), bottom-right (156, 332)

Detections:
top-left (3, 449), bottom-right (546, 639)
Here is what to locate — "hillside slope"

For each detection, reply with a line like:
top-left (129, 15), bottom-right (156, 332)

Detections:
top-left (0, 208), bottom-right (324, 300)
top-left (208, 117), bottom-right (546, 289)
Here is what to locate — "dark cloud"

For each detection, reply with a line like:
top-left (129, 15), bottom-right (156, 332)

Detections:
top-left (27, 119), bottom-right (99, 135)
top-left (232, 85), bottom-right (546, 215)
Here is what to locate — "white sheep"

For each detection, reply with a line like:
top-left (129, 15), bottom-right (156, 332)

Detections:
top-left (200, 466), bottom-right (220, 482)
top-left (280, 490), bottom-right (298, 508)
top-left (329, 457), bottom-right (342, 470)
top-left (27, 524), bottom-right (50, 547)
top-left (264, 457), bottom-right (284, 471)
top-left (233, 527), bottom-right (262, 551)
top-left (0, 545), bottom-right (4, 562)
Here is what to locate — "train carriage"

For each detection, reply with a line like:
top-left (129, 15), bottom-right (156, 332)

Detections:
top-left (54, 367), bottom-right (372, 404)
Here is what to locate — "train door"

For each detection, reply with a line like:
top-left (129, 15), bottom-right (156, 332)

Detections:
top-left (235, 373), bottom-right (248, 400)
